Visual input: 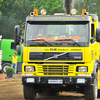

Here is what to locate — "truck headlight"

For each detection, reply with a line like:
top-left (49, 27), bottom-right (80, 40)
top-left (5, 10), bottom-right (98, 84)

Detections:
top-left (78, 66), bottom-right (88, 72)
top-left (25, 66), bottom-right (35, 72)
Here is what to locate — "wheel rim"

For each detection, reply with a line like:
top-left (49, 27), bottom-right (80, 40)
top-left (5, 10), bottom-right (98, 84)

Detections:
top-left (3, 65), bottom-right (10, 73)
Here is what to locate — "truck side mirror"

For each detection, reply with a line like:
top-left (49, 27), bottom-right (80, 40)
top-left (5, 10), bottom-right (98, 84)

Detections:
top-left (96, 28), bottom-right (100, 42)
top-left (14, 25), bottom-right (20, 45)
top-left (21, 38), bottom-right (24, 43)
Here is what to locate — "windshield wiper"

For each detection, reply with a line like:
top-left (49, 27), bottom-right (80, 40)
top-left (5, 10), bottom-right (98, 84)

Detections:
top-left (55, 38), bottom-right (81, 46)
top-left (68, 39), bottom-right (81, 46)
top-left (28, 39), bottom-right (52, 46)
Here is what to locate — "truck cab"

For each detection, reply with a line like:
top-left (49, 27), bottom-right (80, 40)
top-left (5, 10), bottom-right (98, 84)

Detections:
top-left (15, 9), bottom-right (100, 100)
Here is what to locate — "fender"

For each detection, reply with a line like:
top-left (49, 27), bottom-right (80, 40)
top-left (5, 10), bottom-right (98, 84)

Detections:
top-left (92, 60), bottom-right (98, 78)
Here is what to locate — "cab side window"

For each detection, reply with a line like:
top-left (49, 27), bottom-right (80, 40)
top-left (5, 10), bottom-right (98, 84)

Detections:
top-left (91, 24), bottom-right (95, 43)
top-left (11, 42), bottom-right (16, 50)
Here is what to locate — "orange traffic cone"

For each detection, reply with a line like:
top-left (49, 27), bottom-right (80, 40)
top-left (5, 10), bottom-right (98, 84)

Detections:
top-left (2, 72), bottom-right (5, 81)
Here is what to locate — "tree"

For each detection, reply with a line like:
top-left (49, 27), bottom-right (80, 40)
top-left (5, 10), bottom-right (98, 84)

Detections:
top-left (0, 0), bottom-right (100, 39)
top-left (31, 0), bottom-right (64, 15)
top-left (74, 0), bottom-right (99, 19)
top-left (0, 0), bottom-right (33, 39)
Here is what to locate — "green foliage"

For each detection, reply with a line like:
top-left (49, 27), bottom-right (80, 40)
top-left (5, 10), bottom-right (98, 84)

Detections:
top-left (0, 0), bottom-right (100, 39)
top-left (74, 0), bottom-right (99, 17)
top-left (31, 0), bottom-right (64, 15)
top-left (0, 11), bottom-right (2, 20)
top-left (6, 67), bottom-right (15, 74)
top-left (0, 0), bottom-right (33, 39)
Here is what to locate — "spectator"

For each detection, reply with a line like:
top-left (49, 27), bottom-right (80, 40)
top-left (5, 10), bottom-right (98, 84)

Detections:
top-left (11, 53), bottom-right (18, 74)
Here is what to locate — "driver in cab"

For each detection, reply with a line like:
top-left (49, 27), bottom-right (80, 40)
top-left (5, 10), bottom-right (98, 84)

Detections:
top-left (35, 28), bottom-right (45, 38)
top-left (80, 27), bottom-right (87, 41)
top-left (72, 27), bottom-right (87, 41)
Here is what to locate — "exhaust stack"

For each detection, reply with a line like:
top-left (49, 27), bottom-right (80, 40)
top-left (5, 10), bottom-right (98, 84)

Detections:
top-left (63, 0), bottom-right (73, 14)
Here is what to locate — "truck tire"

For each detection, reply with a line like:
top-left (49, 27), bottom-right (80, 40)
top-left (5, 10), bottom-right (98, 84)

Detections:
top-left (98, 90), bottom-right (100, 98)
top-left (23, 85), bottom-right (36, 100)
top-left (84, 78), bottom-right (98, 100)
top-left (2, 63), bottom-right (11, 73)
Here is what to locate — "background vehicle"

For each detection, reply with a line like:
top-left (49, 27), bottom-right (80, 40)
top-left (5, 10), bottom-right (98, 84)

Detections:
top-left (1, 39), bottom-right (23, 73)
top-left (0, 35), bottom-right (2, 72)
top-left (14, 5), bottom-right (100, 100)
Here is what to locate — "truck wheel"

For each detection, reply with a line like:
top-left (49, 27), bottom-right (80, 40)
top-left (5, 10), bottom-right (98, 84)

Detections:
top-left (2, 63), bottom-right (11, 73)
top-left (23, 85), bottom-right (36, 100)
top-left (84, 78), bottom-right (98, 100)
top-left (98, 90), bottom-right (100, 98)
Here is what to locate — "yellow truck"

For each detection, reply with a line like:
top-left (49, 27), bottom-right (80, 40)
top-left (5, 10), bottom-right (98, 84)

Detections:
top-left (14, 9), bottom-right (100, 100)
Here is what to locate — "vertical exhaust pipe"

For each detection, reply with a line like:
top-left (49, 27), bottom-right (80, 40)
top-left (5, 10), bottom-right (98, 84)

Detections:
top-left (63, 0), bottom-right (73, 14)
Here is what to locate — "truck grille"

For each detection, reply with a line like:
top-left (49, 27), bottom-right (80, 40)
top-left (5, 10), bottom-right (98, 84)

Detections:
top-left (29, 52), bottom-right (82, 61)
top-left (38, 65), bottom-right (74, 75)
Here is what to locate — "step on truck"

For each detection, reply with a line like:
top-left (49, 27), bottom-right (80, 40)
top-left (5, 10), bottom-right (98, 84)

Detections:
top-left (14, 8), bottom-right (100, 100)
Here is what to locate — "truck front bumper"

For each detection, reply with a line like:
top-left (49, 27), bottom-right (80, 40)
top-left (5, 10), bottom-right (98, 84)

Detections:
top-left (22, 76), bottom-right (94, 85)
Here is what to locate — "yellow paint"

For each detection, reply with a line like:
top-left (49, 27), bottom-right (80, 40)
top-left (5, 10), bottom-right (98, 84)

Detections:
top-left (22, 45), bottom-right (98, 77)
top-left (22, 13), bottom-right (100, 87)
top-left (81, 17), bottom-right (85, 19)
top-left (30, 17), bottom-right (33, 19)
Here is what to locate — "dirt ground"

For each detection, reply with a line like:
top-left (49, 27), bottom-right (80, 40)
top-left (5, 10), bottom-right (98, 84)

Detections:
top-left (0, 73), bottom-right (100, 100)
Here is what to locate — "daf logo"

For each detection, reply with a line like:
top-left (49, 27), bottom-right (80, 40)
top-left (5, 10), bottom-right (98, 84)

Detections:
top-left (54, 54), bottom-right (58, 59)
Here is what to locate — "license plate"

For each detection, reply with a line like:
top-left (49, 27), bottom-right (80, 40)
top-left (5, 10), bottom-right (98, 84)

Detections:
top-left (48, 79), bottom-right (63, 84)
top-left (26, 78), bottom-right (35, 83)
top-left (77, 78), bottom-right (85, 83)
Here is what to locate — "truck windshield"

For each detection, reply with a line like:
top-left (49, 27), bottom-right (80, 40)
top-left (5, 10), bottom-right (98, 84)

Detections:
top-left (26, 23), bottom-right (89, 43)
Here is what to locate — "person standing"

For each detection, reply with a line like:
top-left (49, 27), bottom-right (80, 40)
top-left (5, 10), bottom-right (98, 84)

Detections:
top-left (11, 53), bottom-right (18, 74)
